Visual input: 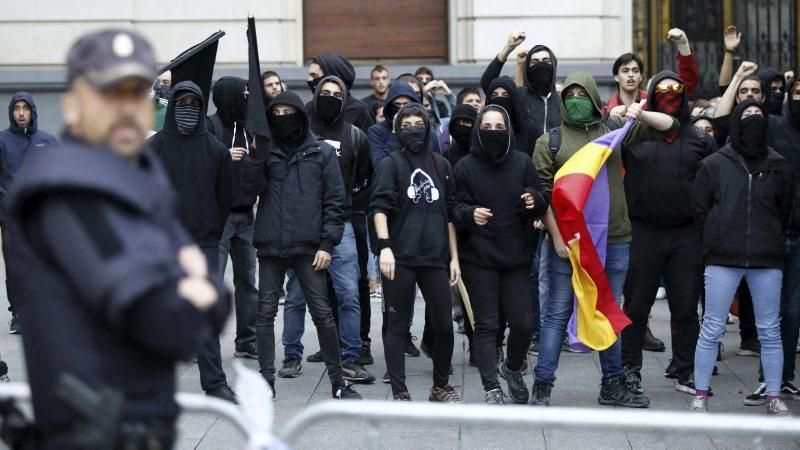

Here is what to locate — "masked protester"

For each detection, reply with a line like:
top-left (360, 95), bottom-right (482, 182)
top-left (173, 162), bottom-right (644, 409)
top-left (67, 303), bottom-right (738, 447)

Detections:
top-left (205, 77), bottom-right (260, 361)
top-left (370, 103), bottom-right (462, 402)
top-left (531, 71), bottom-right (678, 408)
top-left (149, 81), bottom-right (237, 403)
top-left (151, 70), bottom-right (171, 132)
top-left (486, 76), bottom-right (538, 158)
top-left (239, 91), bottom-right (361, 400)
top-left (442, 104), bottom-right (477, 167)
top-left (278, 76), bottom-right (375, 382)
top-left (759, 69), bottom-right (787, 116)
top-left (452, 104), bottom-right (547, 404)
top-left (691, 100), bottom-right (794, 416)
top-left (6, 29), bottom-right (230, 448)
top-left (619, 71), bottom-right (717, 398)
top-left (306, 53), bottom-right (375, 133)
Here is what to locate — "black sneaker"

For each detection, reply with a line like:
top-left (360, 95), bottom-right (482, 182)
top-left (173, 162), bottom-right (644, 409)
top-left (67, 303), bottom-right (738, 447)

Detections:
top-left (676, 373), bottom-right (713, 396)
top-left (342, 362), bottom-right (376, 384)
top-left (277, 358), bottom-right (302, 378)
top-left (382, 371), bottom-right (390, 384)
top-left (306, 350), bottom-right (323, 363)
top-left (405, 334), bottom-right (421, 357)
top-left (333, 382), bottom-right (362, 400)
top-left (781, 380), bottom-right (800, 401)
top-left (429, 385), bottom-right (463, 403)
top-left (8, 316), bottom-right (21, 335)
top-left (530, 381), bottom-right (552, 406)
top-left (736, 339), bottom-right (761, 357)
top-left (664, 359), bottom-right (678, 379)
top-left (206, 384), bottom-right (238, 404)
top-left (357, 342), bottom-right (374, 366)
top-left (496, 345), bottom-right (505, 366)
top-left (642, 328), bottom-right (665, 352)
top-left (234, 342), bottom-right (258, 359)
top-left (598, 377), bottom-right (650, 408)
top-left (528, 337), bottom-right (539, 356)
top-left (744, 383), bottom-right (767, 406)
top-left (624, 366), bottom-right (643, 395)
top-left (266, 378), bottom-right (276, 399)
top-left (393, 391), bottom-right (412, 401)
top-left (499, 361), bottom-right (529, 404)
top-left (484, 388), bottom-right (507, 404)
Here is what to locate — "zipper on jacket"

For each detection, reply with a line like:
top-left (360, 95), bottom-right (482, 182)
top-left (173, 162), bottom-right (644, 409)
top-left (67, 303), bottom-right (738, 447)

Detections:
top-left (542, 96), bottom-right (549, 135)
top-left (736, 155), bottom-right (753, 267)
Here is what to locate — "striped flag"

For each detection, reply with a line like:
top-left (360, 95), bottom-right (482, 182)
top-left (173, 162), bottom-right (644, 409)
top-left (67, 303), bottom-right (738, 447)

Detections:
top-left (552, 120), bottom-right (634, 351)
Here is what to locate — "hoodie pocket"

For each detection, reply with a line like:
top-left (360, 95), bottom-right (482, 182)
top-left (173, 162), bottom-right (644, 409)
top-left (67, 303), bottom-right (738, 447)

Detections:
top-left (394, 214), bottom-right (447, 260)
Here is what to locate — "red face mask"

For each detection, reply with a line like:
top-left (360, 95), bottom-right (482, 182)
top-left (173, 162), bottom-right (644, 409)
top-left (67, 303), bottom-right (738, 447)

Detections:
top-left (652, 90), bottom-right (683, 118)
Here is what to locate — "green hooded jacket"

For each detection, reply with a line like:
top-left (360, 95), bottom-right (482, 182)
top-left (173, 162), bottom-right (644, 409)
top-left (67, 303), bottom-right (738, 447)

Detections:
top-left (532, 71), bottom-right (679, 243)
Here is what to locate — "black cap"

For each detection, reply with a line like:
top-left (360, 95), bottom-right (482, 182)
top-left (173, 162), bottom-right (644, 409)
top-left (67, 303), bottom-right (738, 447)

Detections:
top-left (66, 29), bottom-right (157, 88)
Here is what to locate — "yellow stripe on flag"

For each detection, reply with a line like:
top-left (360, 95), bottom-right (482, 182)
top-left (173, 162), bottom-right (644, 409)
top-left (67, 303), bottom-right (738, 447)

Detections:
top-left (554, 142), bottom-right (614, 181)
top-left (565, 236), bottom-right (618, 350)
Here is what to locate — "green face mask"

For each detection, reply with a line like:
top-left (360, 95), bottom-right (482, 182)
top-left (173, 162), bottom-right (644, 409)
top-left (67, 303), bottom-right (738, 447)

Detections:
top-left (564, 96), bottom-right (597, 125)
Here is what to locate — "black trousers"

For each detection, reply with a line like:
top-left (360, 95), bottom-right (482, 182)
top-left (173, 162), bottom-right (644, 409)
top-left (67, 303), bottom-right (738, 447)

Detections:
top-left (421, 287), bottom-right (474, 354)
top-left (737, 282), bottom-right (758, 343)
top-left (462, 263), bottom-right (532, 390)
top-left (621, 223), bottom-right (701, 378)
top-left (1, 227), bottom-right (15, 315)
top-left (198, 246), bottom-right (228, 391)
top-left (352, 212), bottom-right (371, 343)
top-left (383, 265), bottom-right (453, 396)
top-left (257, 256), bottom-right (343, 385)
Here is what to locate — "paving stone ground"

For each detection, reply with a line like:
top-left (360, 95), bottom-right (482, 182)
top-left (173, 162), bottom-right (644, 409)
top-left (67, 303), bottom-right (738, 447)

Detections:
top-left (1, 258), bottom-right (800, 449)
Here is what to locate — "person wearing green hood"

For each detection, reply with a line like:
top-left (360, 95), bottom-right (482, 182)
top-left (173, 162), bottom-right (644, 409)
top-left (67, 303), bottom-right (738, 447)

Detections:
top-left (531, 71), bottom-right (679, 408)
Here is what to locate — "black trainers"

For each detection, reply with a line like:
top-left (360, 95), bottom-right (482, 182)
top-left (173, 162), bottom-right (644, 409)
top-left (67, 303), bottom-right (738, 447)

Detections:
top-left (664, 359), bottom-right (678, 379)
top-left (624, 366), bottom-right (643, 395)
top-left (744, 382), bottom-right (767, 406)
top-left (8, 316), bottom-right (20, 335)
top-left (357, 342), bottom-right (374, 366)
top-left (643, 328), bottom-right (665, 352)
top-left (234, 341), bottom-right (258, 359)
top-left (205, 384), bottom-right (238, 404)
top-left (429, 385), bottom-right (463, 403)
top-left (306, 350), bottom-right (323, 363)
top-left (393, 391), bottom-right (412, 401)
top-left (499, 361), bottom-right (529, 404)
top-left (781, 380), bottom-right (800, 401)
top-left (675, 373), bottom-right (705, 396)
top-left (530, 381), bottom-right (552, 406)
top-left (382, 371), bottom-right (390, 384)
top-left (736, 339), bottom-right (761, 357)
top-left (528, 337), bottom-right (539, 356)
top-left (342, 362), bottom-right (376, 384)
top-left (484, 388), bottom-right (507, 404)
top-left (333, 382), bottom-right (362, 400)
top-left (277, 358), bottom-right (302, 378)
top-left (598, 377), bottom-right (650, 408)
top-left (405, 334), bottom-right (421, 357)
top-left (496, 345), bottom-right (505, 366)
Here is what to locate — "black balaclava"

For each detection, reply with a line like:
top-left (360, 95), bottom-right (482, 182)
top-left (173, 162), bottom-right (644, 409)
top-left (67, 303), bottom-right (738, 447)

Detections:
top-left (153, 83), bottom-right (170, 100)
top-left (527, 63), bottom-right (553, 97)
top-left (471, 105), bottom-right (515, 166)
top-left (730, 99), bottom-right (769, 160)
top-left (479, 129), bottom-right (510, 164)
top-left (174, 91), bottom-right (201, 135)
top-left (271, 113), bottom-right (304, 143)
top-left (449, 104), bottom-right (478, 151)
top-left (307, 77), bottom-right (321, 95)
top-left (316, 95), bottom-right (342, 125)
top-left (395, 104), bottom-right (430, 153)
top-left (789, 82), bottom-right (800, 126)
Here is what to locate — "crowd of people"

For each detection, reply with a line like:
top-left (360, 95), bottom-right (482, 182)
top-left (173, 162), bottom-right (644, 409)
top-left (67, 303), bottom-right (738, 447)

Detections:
top-left (1, 21), bottom-right (799, 447)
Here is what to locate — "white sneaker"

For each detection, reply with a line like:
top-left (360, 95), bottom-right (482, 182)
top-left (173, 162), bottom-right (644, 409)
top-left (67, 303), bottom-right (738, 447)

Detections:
top-left (689, 396), bottom-right (708, 413)
top-left (655, 287), bottom-right (667, 300)
top-left (767, 398), bottom-right (792, 417)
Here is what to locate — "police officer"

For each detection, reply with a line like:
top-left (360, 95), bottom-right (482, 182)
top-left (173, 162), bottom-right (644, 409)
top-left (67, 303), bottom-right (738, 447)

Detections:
top-left (6, 29), bottom-right (230, 449)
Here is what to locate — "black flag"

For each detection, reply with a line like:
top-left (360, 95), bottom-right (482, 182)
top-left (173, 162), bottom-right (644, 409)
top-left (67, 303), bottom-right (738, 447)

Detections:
top-left (159, 31), bottom-right (225, 108)
top-left (246, 16), bottom-right (270, 141)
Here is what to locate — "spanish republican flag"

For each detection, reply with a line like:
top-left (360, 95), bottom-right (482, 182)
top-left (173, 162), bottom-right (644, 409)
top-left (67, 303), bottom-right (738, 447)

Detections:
top-left (552, 121), bottom-right (633, 351)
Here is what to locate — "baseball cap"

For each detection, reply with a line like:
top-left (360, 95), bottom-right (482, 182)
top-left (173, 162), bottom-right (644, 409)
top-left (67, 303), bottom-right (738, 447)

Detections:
top-left (66, 29), bottom-right (157, 89)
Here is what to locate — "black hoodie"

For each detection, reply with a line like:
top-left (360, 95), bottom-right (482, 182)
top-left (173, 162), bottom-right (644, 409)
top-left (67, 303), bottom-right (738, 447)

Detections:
top-left (480, 44), bottom-right (561, 138)
top-left (758, 69), bottom-right (786, 116)
top-left (452, 105), bottom-right (547, 269)
top-left (309, 75), bottom-right (373, 218)
top-left (149, 81), bottom-right (233, 247)
top-left (369, 103), bottom-right (456, 268)
top-left (305, 53), bottom-right (375, 133)
top-left (207, 76), bottom-right (258, 212)
top-left (444, 104), bottom-right (478, 168)
top-left (486, 76), bottom-right (538, 156)
top-left (768, 83), bottom-right (800, 236)
top-left (693, 100), bottom-right (793, 269)
top-left (623, 70), bottom-right (717, 229)
top-left (240, 91), bottom-right (346, 257)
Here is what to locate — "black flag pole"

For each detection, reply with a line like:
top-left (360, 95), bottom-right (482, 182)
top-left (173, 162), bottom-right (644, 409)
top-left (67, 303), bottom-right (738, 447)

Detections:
top-left (159, 30), bottom-right (225, 108)
top-left (245, 15), bottom-right (271, 145)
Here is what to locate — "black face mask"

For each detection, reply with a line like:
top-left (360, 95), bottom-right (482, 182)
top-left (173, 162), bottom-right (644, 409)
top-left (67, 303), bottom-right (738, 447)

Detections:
top-left (399, 125), bottom-right (427, 153)
top-left (789, 99), bottom-right (800, 127)
top-left (307, 77), bottom-right (321, 94)
top-left (479, 129), bottom-right (510, 164)
top-left (450, 123), bottom-right (473, 150)
top-left (488, 96), bottom-right (515, 127)
top-left (316, 95), bottom-right (342, 125)
top-left (271, 112), bottom-right (304, 143)
top-left (736, 114), bottom-right (767, 159)
top-left (768, 91), bottom-right (784, 115)
top-left (527, 62), bottom-right (554, 97)
top-left (153, 84), bottom-right (170, 100)
top-left (174, 104), bottom-right (200, 135)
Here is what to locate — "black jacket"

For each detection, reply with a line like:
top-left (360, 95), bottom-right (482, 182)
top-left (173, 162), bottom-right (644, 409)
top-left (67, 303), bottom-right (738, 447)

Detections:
top-left (305, 53), bottom-right (375, 133)
top-left (480, 44), bottom-right (561, 140)
top-left (150, 81), bottom-right (233, 247)
top-left (370, 103), bottom-right (456, 268)
top-left (453, 105), bottom-right (547, 269)
top-left (768, 107), bottom-right (800, 236)
top-left (308, 75), bottom-right (373, 218)
top-left (207, 76), bottom-right (258, 212)
top-left (5, 134), bottom-right (229, 438)
top-left (486, 76), bottom-right (538, 156)
top-left (241, 91), bottom-right (346, 257)
top-left (624, 70), bottom-right (718, 229)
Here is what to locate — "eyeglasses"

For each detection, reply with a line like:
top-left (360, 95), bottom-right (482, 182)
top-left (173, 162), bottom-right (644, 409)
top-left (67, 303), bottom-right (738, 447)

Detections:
top-left (654, 83), bottom-right (685, 94)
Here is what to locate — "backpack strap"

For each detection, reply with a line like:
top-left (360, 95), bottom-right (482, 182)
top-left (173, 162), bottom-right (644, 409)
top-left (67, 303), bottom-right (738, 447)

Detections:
top-left (547, 127), bottom-right (561, 160)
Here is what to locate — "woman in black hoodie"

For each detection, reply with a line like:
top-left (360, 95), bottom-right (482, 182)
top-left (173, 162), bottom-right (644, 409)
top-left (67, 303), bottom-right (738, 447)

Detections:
top-left (691, 100), bottom-right (793, 416)
top-left (453, 104), bottom-right (548, 404)
top-left (370, 103), bottom-right (462, 402)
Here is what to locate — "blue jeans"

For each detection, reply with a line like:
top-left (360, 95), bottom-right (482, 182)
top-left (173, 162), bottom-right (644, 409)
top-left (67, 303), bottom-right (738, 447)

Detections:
top-left (695, 265), bottom-right (783, 396)
top-left (534, 242), bottom-right (629, 384)
top-left (282, 223), bottom-right (362, 363)
top-left (537, 235), bottom-right (550, 334)
top-left (218, 210), bottom-right (257, 347)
